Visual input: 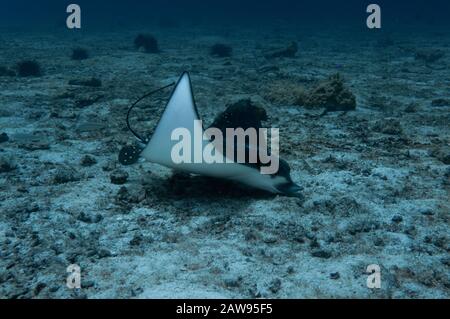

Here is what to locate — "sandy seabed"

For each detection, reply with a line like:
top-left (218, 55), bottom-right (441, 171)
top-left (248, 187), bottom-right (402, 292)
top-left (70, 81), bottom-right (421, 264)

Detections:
top-left (0, 25), bottom-right (449, 298)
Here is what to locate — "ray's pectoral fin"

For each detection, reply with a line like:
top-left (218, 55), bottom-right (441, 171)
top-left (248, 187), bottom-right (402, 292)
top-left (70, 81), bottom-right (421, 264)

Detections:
top-left (118, 144), bottom-right (144, 165)
top-left (141, 72), bottom-right (201, 167)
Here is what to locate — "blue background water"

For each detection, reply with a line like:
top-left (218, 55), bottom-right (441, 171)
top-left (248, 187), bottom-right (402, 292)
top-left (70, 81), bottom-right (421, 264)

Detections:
top-left (1, 0), bottom-right (449, 31)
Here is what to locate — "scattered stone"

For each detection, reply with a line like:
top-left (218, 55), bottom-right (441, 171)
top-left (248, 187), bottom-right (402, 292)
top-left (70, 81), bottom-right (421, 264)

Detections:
top-left (415, 49), bottom-right (445, 63)
top-left (97, 248), bottom-right (112, 258)
top-left (440, 257), bottom-right (450, 267)
top-left (431, 98), bottom-right (450, 107)
top-left (71, 48), bottom-right (89, 60)
top-left (25, 202), bottom-right (40, 213)
top-left (372, 118), bottom-right (403, 135)
top-left (287, 266), bottom-right (295, 274)
top-left (49, 285), bottom-right (59, 293)
top-left (302, 73), bottom-right (356, 112)
top-left (74, 292), bottom-right (88, 299)
top-left (51, 108), bottom-right (76, 119)
top-left (309, 239), bottom-right (320, 249)
top-left (0, 132), bottom-right (9, 143)
top-left (76, 120), bottom-right (106, 134)
top-left (430, 146), bottom-right (450, 165)
top-left (52, 166), bottom-right (80, 184)
top-left (80, 155), bottom-right (97, 167)
top-left (18, 140), bottom-right (50, 151)
top-left (130, 287), bottom-right (144, 297)
top-left (93, 214), bottom-right (103, 223)
top-left (0, 156), bottom-right (17, 173)
top-left (0, 66), bottom-right (15, 77)
top-left (110, 169), bottom-right (128, 185)
top-left (404, 225), bottom-right (417, 236)
top-left (210, 99), bottom-right (268, 133)
top-left (391, 215), bottom-right (403, 223)
top-left (330, 272), bottom-right (340, 280)
top-left (210, 43), bottom-right (233, 58)
top-left (0, 271), bottom-right (12, 284)
top-left (404, 103), bottom-right (417, 113)
top-left (81, 280), bottom-right (95, 289)
top-left (266, 42), bottom-right (298, 58)
top-left (34, 282), bottom-right (47, 295)
top-left (420, 208), bottom-right (434, 216)
top-left (263, 235), bottom-right (278, 244)
top-left (374, 237), bottom-right (385, 247)
top-left (68, 232), bottom-right (77, 240)
top-left (311, 249), bottom-right (332, 259)
top-left (431, 147), bottom-right (450, 165)
top-left (347, 219), bottom-right (379, 235)
top-left (248, 284), bottom-right (263, 298)
top-left (244, 230), bottom-right (258, 241)
top-left (162, 232), bottom-right (180, 243)
top-left (431, 236), bottom-right (446, 249)
top-left (116, 186), bottom-right (130, 202)
top-left (69, 78), bottom-right (102, 87)
top-left (75, 94), bottom-right (103, 108)
top-left (77, 212), bottom-right (92, 223)
top-left (102, 161), bottom-right (116, 172)
top-left (116, 186), bottom-right (146, 204)
top-left (224, 276), bottom-right (242, 288)
top-left (268, 278), bottom-right (282, 293)
top-left (134, 34), bottom-right (159, 53)
top-left (16, 60), bottom-right (42, 77)
top-left (130, 235), bottom-right (143, 246)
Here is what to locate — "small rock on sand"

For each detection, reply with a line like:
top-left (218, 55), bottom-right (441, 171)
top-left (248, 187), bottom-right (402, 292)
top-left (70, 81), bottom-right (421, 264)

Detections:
top-left (0, 156), bottom-right (17, 173)
top-left (110, 169), bottom-right (129, 185)
top-left (0, 132), bottom-right (9, 143)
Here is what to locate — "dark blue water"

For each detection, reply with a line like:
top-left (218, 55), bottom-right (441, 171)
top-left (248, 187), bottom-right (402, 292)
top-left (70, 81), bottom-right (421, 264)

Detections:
top-left (1, 0), bottom-right (449, 31)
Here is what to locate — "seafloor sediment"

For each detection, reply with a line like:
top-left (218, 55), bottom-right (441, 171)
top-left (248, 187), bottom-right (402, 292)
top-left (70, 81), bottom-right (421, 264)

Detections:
top-left (0, 26), bottom-right (449, 298)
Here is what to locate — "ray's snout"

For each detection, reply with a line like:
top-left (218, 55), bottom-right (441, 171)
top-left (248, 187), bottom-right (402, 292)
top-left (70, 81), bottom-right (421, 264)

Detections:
top-left (277, 182), bottom-right (303, 197)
